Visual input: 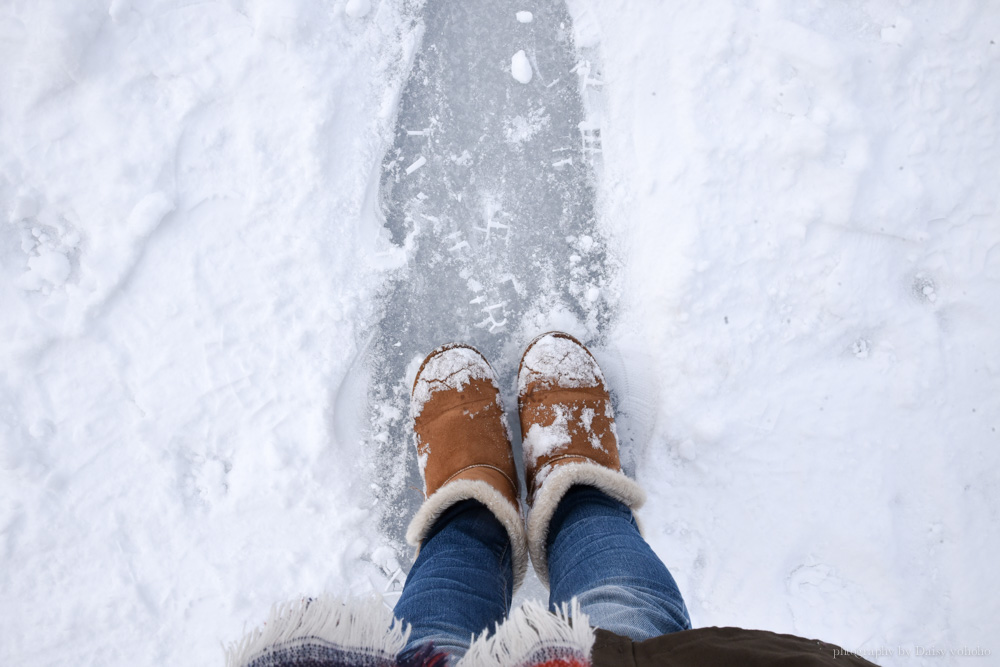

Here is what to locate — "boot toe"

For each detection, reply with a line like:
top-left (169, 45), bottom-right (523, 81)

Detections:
top-left (517, 332), bottom-right (605, 395)
top-left (412, 343), bottom-right (498, 417)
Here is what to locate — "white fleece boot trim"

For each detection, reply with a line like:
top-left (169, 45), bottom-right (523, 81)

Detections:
top-left (406, 479), bottom-right (528, 592)
top-left (527, 462), bottom-right (646, 587)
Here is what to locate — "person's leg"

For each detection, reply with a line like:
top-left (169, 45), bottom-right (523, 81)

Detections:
top-left (515, 332), bottom-right (689, 640)
top-left (546, 484), bottom-right (691, 640)
top-left (394, 499), bottom-right (513, 662)
top-left (398, 343), bottom-right (528, 661)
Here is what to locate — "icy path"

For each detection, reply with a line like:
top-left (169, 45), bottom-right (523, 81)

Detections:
top-left (363, 0), bottom-right (613, 579)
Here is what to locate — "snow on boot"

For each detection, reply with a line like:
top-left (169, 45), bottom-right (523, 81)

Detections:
top-left (406, 343), bottom-right (528, 591)
top-left (518, 332), bottom-right (645, 586)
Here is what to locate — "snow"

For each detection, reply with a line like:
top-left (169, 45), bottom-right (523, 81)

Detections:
top-left (405, 155), bottom-right (427, 175)
top-left (581, 0), bottom-right (1000, 661)
top-left (2, 0), bottom-right (998, 665)
top-left (511, 50), bottom-right (534, 84)
top-left (1, 0), bottom-right (416, 663)
top-left (345, 0), bottom-right (372, 20)
top-left (20, 248), bottom-right (71, 291)
top-left (523, 405), bottom-right (572, 466)
top-left (505, 109), bottom-right (551, 144)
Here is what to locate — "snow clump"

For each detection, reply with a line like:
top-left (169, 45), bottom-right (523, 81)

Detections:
top-left (345, 0), bottom-right (371, 19)
top-left (511, 50), bottom-right (533, 84)
top-left (19, 249), bottom-right (71, 291)
top-left (523, 405), bottom-right (572, 465)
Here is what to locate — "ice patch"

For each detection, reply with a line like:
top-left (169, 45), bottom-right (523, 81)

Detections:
top-left (511, 50), bottom-right (533, 84)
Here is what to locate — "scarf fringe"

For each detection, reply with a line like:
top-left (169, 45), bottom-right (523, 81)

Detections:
top-left (456, 599), bottom-right (594, 667)
top-left (225, 594), bottom-right (410, 667)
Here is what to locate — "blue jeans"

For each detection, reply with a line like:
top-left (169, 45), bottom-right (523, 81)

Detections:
top-left (394, 485), bottom-right (691, 661)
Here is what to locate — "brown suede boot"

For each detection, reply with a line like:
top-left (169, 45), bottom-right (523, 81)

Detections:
top-left (406, 343), bottom-right (528, 591)
top-left (517, 332), bottom-right (645, 586)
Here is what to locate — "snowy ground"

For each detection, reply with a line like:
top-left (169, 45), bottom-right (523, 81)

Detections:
top-left (2, 1), bottom-right (999, 665)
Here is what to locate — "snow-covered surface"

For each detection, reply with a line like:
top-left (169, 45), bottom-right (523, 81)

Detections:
top-left (345, 0), bottom-right (372, 20)
top-left (583, 0), bottom-right (1000, 661)
top-left (1, 0), bottom-right (416, 663)
top-left (2, 1), bottom-right (998, 666)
